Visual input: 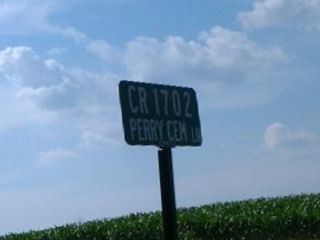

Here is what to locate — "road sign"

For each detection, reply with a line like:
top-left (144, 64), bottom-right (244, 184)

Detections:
top-left (119, 80), bottom-right (202, 240)
top-left (119, 80), bottom-right (202, 147)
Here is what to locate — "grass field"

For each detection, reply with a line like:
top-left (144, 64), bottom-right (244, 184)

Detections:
top-left (1, 193), bottom-right (320, 239)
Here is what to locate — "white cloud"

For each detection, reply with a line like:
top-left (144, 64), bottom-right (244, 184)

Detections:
top-left (0, 46), bottom-right (120, 148)
top-left (0, 0), bottom-right (59, 35)
top-left (0, 46), bottom-right (64, 88)
top-left (264, 122), bottom-right (313, 150)
top-left (0, 0), bottom-right (93, 48)
top-left (0, 46), bottom-right (117, 111)
top-left (38, 148), bottom-right (77, 167)
top-left (124, 27), bottom-right (288, 85)
top-left (58, 26), bottom-right (89, 43)
top-left (238, 0), bottom-right (320, 32)
top-left (123, 26), bottom-right (288, 108)
top-left (0, 47), bottom-right (60, 129)
top-left (0, 87), bottom-right (47, 130)
top-left (47, 47), bottom-right (66, 57)
top-left (86, 40), bottom-right (120, 63)
top-left (80, 126), bottom-right (121, 148)
top-left (0, 0), bottom-right (122, 59)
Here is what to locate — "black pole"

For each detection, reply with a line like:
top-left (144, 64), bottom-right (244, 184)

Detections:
top-left (158, 147), bottom-right (178, 240)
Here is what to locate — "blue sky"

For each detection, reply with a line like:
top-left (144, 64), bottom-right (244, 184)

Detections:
top-left (0, 0), bottom-right (320, 234)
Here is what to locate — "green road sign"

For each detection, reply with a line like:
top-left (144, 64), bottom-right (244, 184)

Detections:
top-left (119, 80), bottom-right (202, 147)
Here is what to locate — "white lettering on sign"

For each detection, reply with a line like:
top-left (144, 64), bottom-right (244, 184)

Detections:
top-left (129, 118), bottom-right (189, 144)
top-left (129, 118), bottom-right (136, 140)
top-left (153, 89), bottom-right (160, 115)
top-left (138, 87), bottom-right (149, 114)
top-left (128, 85), bottom-right (138, 113)
top-left (183, 91), bottom-right (192, 118)
top-left (167, 120), bottom-right (188, 142)
top-left (128, 85), bottom-right (194, 118)
top-left (191, 127), bottom-right (202, 143)
top-left (129, 118), bottom-right (164, 142)
top-left (172, 90), bottom-right (181, 117)
top-left (160, 89), bottom-right (169, 116)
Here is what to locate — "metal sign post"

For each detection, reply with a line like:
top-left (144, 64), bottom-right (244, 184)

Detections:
top-left (158, 147), bottom-right (178, 240)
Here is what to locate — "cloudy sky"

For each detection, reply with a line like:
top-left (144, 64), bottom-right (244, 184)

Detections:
top-left (0, 0), bottom-right (320, 235)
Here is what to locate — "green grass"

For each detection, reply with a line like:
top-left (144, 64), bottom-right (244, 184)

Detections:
top-left (2, 193), bottom-right (320, 240)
